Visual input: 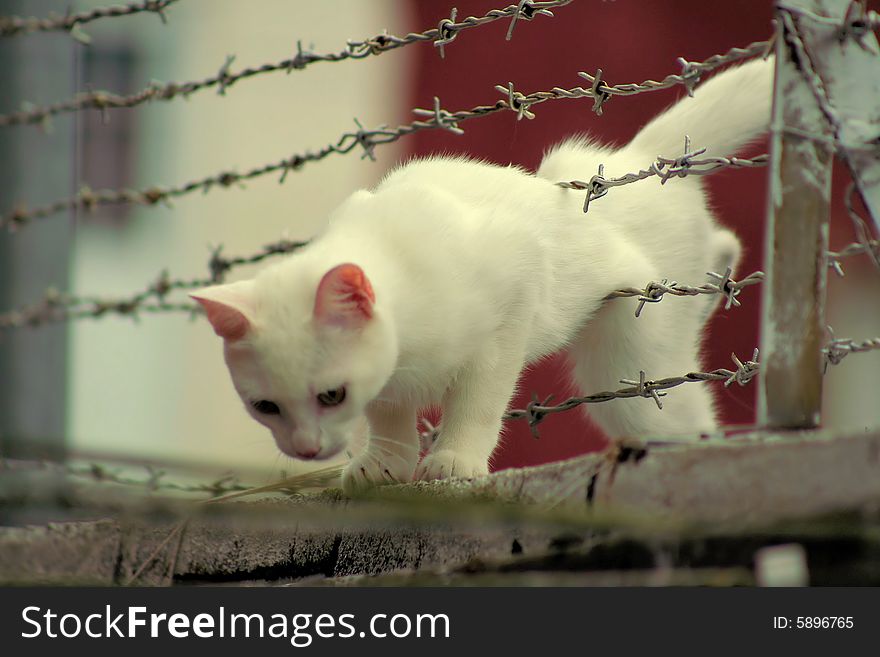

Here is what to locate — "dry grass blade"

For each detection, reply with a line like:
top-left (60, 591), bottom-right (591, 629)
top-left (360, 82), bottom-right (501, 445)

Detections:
top-left (204, 464), bottom-right (344, 504)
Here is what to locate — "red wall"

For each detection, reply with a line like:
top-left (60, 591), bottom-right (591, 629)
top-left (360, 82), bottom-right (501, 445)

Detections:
top-left (404, 0), bottom-right (867, 470)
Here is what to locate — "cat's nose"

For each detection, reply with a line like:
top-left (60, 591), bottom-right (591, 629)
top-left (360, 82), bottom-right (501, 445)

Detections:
top-left (296, 447), bottom-right (319, 459)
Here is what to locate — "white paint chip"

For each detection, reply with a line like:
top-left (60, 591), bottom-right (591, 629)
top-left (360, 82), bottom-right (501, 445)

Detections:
top-left (755, 543), bottom-right (809, 587)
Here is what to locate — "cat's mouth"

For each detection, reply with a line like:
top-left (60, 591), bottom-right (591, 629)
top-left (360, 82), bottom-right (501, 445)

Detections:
top-left (276, 440), bottom-right (343, 462)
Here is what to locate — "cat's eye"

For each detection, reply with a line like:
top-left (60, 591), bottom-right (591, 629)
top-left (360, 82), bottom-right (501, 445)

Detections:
top-left (252, 400), bottom-right (280, 415)
top-left (316, 387), bottom-right (346, 407)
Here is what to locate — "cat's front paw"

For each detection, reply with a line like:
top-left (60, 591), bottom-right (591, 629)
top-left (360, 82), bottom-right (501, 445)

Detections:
top-left (414, 449), bottom-right (488, 482)
top-left (341, 449), bottom-right (415, 495)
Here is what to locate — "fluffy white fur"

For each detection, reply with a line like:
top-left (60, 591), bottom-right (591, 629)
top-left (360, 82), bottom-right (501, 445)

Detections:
top-left (192, 58), bottom-right (771, 492)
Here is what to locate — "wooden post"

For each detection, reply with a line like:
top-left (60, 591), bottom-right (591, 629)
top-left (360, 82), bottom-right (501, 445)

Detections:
top-left (758, 0), bottom-right (840, 429)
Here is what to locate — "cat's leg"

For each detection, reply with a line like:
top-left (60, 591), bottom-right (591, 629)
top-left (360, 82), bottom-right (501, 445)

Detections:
top-left (569, 298), bottom-right (719, 439)
top-left (697, 228), bottom-right (742, 329)
top-left (341, 401), bottom-right (420, 493)
top-left (415, 338), bottom-right (525, 481)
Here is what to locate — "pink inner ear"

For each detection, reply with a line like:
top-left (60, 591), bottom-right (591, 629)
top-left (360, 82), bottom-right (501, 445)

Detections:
top-left (191, 296), bottom-right (250, 341)
top-left (314, 263), bottom-right (375, 326)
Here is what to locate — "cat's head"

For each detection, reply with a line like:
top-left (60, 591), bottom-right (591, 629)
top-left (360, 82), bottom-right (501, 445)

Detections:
top-left (191, 262), bottom-right (397, 461)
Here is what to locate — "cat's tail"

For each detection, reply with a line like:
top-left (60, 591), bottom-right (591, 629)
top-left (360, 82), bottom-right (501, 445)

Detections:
top-left (624, 57), bottom-right (772, 159)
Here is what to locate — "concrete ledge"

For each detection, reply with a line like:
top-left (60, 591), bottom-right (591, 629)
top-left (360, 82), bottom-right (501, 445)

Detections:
top-left (415, 429), bottom-right (880, 523)
top-left (596, 430), bottom-right (880, 522)
top-left (0, 521), bottom-right (121, 584)
top-left (1, 429), bottom-right (879, 585)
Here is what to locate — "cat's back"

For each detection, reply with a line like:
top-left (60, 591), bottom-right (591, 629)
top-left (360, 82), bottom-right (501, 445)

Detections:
top-left (375, 155), bottom-right (537, 207)
top-left (323, 156), bottom-right (557, 250)
top-left (318, 156), bottom-right (573, 303)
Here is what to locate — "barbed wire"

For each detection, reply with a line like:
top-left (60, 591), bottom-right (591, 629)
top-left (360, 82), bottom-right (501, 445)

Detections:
top-left (0, 1), bottom-right (572, 128)
top-left (0, 238), bottom-right (308, 329)
top-left (501, 38), bottom-right (772, 119)
top-left (0, 265), bottom-right (757, 331)
top-left (0, 0), bottom-right (177, 40)
top-left (79, 464), bottom-right (246, 496)
top-left (0, 457), bottom-right (343, 499)
top-left (5, 231), bottom-right (878, 331)
top-left (503, 350), bottom-right (762, 437)
top-left (503, 328), bottom-right (877, 437)
top-left (604, 267), bottom-right (765, 317)
top-left (5, 340), bottom-right (874, 497)
top-left (1, 455), bottom-right (242, 496)
top-left (822, 329), bottom-right (880, 371)
top-left (827, 238), bottom-right (880, 276)
top-left (4, 335), bottom-right (876, 494)
top-left (0, 40), bottom-right (771, 232)
top-left (557, 136), bottom-right (769, 212)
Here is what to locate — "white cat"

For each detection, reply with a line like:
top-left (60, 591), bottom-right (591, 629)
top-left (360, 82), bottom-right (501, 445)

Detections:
top-left (192, 58), bottom-right (771, 493)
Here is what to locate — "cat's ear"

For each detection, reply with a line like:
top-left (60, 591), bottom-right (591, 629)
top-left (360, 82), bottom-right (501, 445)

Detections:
top-left (190, 280), bottom-right (256, 341)
top-left (314, 263), bottom-right (375, 328)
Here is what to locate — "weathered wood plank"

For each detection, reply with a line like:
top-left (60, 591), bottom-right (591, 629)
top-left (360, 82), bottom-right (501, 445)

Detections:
top-left (758, 0), bottom-right (841, 428)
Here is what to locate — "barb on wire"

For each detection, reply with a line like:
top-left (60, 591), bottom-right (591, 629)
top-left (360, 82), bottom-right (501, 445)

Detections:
top-left (506, 0), bottom-right (556, 41)
top-left (557, 137), bottom-right (770, 213)
top-left (0, 1), bottom-right (572, 128)
top-left (0, 238), bottom-right (308, 329)
top-left (412, 96), bottom-right (465, 135)
top-left (605, 268), bottom-right (765, 318)
top-left (0, 0), bottom-right (177, 40)
top-left (205, 238), bottom-right (309, 282)
top-left (504, 351), bottom-right (761, 437)
top-left (2, 42), bottom-right (774, 232)
top-left (827, 238), bottom-right (880, 275)
top-left (822, 328), bottom-right (880, 371)
top-left (841, 182), bottom-right (880, 273)
top-left (433, 7), bottom-right (459, 58)
top-left (619, 370), bottom-right (668, 409)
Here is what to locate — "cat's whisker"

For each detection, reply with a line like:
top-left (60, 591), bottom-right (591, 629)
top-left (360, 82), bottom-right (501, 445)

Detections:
top-left (260, 452), bottom-right (285, 485)
top-left (368, 435), bottom-right (421, 457)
